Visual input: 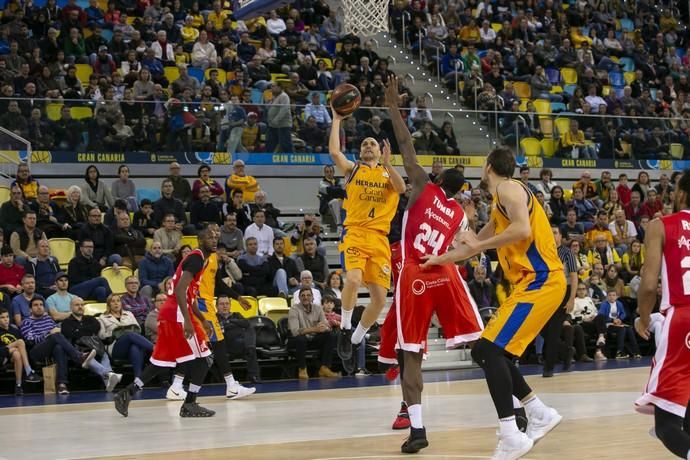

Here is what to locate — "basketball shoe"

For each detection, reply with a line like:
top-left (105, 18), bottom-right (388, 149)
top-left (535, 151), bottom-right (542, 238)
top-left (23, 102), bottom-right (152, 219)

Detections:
top-left (492, 431), bottom-right (534, 460)
top-left (400, 427), bottom-right (428, 453)
top-left (227, 384), bottom-right (256, 400)
top-left (392, 402), bottom-right (411, 430)
top-left (526, 407), bottom-right (563, 443)
top-left (166, 387), bottom-right (187, 400)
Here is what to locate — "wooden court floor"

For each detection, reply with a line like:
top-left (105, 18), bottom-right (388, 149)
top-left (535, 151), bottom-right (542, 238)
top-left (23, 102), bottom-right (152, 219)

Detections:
top-left (1, 367), bottom-right (673, 460)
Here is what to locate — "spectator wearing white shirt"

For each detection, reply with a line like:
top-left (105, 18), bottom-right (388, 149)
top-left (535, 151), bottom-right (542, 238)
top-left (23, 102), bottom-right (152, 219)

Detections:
top-left (151, 30), bottom-right (174, 66)
top-left (584, 84), bottom-right (607, 113)
top-left (304, 92), bottom-right (332, 128)
top-left (191, 30), bottom-right (218, 69)
top-left (266, 10), bottom-right (286, 36)
top-left (244, 209), bottom-right (274, 257)
top-left (479, 20), bottom-right (496, 48)
top-left (291, 270), bottom-right (322, 306)
top-left (608, 209), bottom-right (637, 255)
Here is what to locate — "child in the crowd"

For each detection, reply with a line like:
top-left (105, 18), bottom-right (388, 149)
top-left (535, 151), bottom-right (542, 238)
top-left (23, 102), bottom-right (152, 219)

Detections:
top-left (598, 289), bottom-right (641, 359)
top-left (0, 307), bottom-right (42, 395)
top-left (322, 295), bottom-right (341, 328)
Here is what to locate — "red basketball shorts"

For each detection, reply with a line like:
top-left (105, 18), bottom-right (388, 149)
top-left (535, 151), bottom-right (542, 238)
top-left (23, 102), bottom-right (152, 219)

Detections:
top-left (636, 306), bottom-right (690, 417)
top-left (395, 262), bottom-right (483, 353)
top-left (150, 316), bottom-right (211, 367)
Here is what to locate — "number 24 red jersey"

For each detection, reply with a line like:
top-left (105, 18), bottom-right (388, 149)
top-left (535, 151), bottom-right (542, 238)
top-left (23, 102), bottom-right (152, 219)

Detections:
top-left (661, 210), bottom-right (690, 312)
top-left (401, 183), bottom-right (466, 264)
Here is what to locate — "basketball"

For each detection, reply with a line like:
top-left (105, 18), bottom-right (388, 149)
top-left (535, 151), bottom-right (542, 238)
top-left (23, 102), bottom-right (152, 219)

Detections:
top-left (331, 83), bottom-right (362, 116)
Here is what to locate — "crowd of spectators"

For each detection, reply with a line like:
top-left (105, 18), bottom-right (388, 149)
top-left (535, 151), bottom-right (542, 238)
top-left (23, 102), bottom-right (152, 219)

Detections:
top-left (389, 0), bottom-right (690, 158)
top-left (0, 0), bottom-right (467, 155)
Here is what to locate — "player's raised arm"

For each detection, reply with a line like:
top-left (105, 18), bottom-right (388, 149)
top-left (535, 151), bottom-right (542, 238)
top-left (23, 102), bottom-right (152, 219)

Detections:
top-left (385, 74), bottom-right (428, 191)
top-left (635, 218), bottom-right (664, 339)
top-left (328, 107), bottom-right (355, 176)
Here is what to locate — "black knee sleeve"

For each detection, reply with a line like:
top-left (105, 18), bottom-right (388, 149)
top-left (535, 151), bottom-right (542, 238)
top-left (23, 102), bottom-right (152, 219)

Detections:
top-left (655, 406), bottom-right (690, 458)
top-left (471, 338), bottom-right (497, 367)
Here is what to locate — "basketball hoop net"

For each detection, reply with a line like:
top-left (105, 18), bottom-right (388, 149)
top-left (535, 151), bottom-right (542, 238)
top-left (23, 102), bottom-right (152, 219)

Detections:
top-left (339, 0), bottom-right (389, 37)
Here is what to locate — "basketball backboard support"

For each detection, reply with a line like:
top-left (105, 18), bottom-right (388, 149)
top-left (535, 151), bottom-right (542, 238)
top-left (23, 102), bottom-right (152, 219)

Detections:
top-left (232, 0), bottom-right (292, 20)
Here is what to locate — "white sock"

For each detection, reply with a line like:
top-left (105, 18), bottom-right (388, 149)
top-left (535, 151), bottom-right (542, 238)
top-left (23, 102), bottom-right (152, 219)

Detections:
top-left (341, 309), bottom-right (353, 329)
top-left (225, 374), bottom-right (238, 389)
top-left (408, 404), bottom-right (423, 428)
top-left (170, 374), bottom-right (184, 392)
top-left (499, 416), bottom-right (520, 436)
top-left (523, 395), bottom-right (547, 417)
top-left (351, 323), bottom-right (369, 344)
top-left (24, 366), bottom-right (33, 376)
top-left (134, 377), bottom-right (144, 389)
top-left (188, 383), bottom-right (201, 394)
top-left (512, 395), bottom-right (522, 409)
top-left (687, 450), bottom-right (689, 460)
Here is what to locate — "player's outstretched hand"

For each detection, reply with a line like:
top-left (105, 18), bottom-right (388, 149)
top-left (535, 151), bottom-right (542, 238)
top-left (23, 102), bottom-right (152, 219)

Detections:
top-left (455, 230), bottom-right (482, 253)
top-left (634, 316), bottom-right (651, 340)
top-left (330, 101), bottom-right (344, 122)
top-left (382, 138), bottom-right (392, 165)
top-left (385, 74), bottom-right (400, 108)
top-left (239, 297), bottom-right (252, 310)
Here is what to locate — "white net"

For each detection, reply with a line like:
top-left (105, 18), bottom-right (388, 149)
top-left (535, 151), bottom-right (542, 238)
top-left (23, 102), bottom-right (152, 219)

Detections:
top-left (340, 0), bottom-right (389, 37)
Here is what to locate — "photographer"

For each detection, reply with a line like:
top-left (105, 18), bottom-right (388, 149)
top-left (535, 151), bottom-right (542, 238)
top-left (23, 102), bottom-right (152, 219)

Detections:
top-left (290, 214), bottom-right (324, 256)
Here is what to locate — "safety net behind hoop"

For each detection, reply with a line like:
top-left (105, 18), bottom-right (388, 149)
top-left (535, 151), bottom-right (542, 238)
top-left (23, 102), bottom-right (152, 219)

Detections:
top-left (342, 0), bottom-right (389, 37)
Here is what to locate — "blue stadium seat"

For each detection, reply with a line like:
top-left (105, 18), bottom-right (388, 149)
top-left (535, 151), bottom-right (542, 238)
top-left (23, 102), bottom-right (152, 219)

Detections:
top-left (100, 29), bottom-right (113, 42)
top-left (550, 102), bottom-right (567, 113)
top-left (618, 57), bottom-right (635, 72)
top-left (250, 88), bottom-right (263, 104)
top-left (620, 18), bottom-right (634, 32)
top-left (563, 84), bottom-right (578, 96)
top-left (136, 188), bottom-right (161, 203)
top-left (187, 67), bottom-right (204, 83)
top-left (609, 71), bottom-right (625, 88)
top-left (545, 68), bottom-right (561, 85)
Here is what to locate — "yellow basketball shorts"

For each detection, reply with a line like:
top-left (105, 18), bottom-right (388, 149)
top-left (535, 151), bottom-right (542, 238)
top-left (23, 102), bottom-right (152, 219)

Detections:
top-left (339, 227), bottom-right (392, 289)
top-left (481, 271), bottom-right (566, 357)
top-left (197, 297), bottom-right (224, 342)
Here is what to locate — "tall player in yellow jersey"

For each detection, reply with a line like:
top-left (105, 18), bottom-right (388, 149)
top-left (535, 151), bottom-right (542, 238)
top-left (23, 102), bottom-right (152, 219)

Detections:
top-left (329, 108), bottom-right (406, 368)
top-left (422, 148), bottom-right (565, 460)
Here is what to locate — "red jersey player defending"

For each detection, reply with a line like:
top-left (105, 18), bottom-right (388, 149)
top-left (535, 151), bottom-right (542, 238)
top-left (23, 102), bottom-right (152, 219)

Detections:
top-left (114, 227), bottom-right (217, 418)
top-left (384, 75), bottom-right (484, 453)
top-left (635, 170), bottom-right (690, 459)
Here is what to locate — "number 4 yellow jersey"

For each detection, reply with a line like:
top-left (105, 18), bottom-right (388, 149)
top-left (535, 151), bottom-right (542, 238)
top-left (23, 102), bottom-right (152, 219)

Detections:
top-left (343, 162), bottom-right (400, 234)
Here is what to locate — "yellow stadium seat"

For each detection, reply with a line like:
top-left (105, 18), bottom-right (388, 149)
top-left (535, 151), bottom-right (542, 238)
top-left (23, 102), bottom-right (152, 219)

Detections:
top-left (231, 296), bottom-right (259, 318)
top-left (550, 85), bottom-right (563, 94)
top-left (539, 117), bottom-right (554, 138)
top-left (671, 143), bottom-right (684, 160)
top-left (0, 185), bottom-right (9, 204)
top-left (540, 138), bottom-right (559, 158)
top-left (624, 71), bottom-right (636, 85)
top-left (180, 235), bottom-right (199, 249)
top-left (491, 23), bottom-right (502, 33)
top-left (555, 117), bottom-right (571, 137)
top-left (602, 85), bottom-right (611, 96)
top-left (270, 73), bottom-right (288, 81)
top-left (46, 103), bottom-right (63, 121)
top-left (70, 106), bottom-right (93, 120)
top-left (520, 137), bottom-right (542, 157)
top-left (164, 66), bottom-right (180, 85)
top-left (513, 81), bottom-right (531, 99)
top-left (101, 266), bottom-right (133, 294)
top-left (48, 238), bottom-right (75, 270)
top-left (533, 99), bottom-right (551, 115)
top-left (262, 89), bottom-right (273, 102)
top-left (561, 67), bottom-right (578, 85)
top-left (84, 303), bottom-right (107, 316)
top-left (126, 15), bottom-right (135, 24)
top-left (258, 296), bottom-right (289, 315)
top-left (620, 140), bottom-right (632, 157)
top-left (518, 99), bottom-right (529, 112)
top-left (563, 189), bottom-right (573, 200)
top-left (145, 238), bottom-right (153, 251)
top-left (205, 67), bottom-right (227, 84)
top-left (75, 63), bottom-right (93, 85)
top-left (320, 57), bottom-right (333, 69)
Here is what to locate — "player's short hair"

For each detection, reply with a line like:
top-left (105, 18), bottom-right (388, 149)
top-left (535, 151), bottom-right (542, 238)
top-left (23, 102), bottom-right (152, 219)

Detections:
top-left (438, 168), bottom-right (465, 195)
top-left (677, 169), bottom-right (690, 207)
top-left (486, 147), bottom-right (516, 178)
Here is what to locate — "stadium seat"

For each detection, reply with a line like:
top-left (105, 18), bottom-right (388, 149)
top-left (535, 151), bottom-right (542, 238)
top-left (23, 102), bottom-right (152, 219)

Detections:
top-left (602, 85), bottom-right (611, 96)
top-left (46, 102), bottom-right (63, 121)
top-left (136, 188), bottom-right (161, 203)
top-left (231, 296), bottom-right (259, 318)
top-left (70, 106), bottom-right (93, 120)
top-left (187, 66), bottom-right (204, 83)
top-left (145, 238), bottom-right (153, 251)
top-left (180, 235), bottom-right (199, 249)
top-left (490, 23), bottom-right (502, 32)
top-left (205, 67), bottom-right (227, 84)
top-left (533, 99), bottom-right (551, 115)
top-left (609, 71), bottom-right (625, 88)
top-left (100, 28), bottom-right (113, 42)
top-left (84, 303), bottom-right (107, 316)
top-left (620, 18), bottom-right (634, 32)
top-left (550, 102), bottom-right (567, 112)
top-left (250, 88), bottom-right (263, 103)
top-left (563, 84), bottom-right (578, 96)
top-left (671, 143), bottom-right (684, 160)
top-left (561, 68), bottom-right (578, 85)
top-left (48, 238), bottom-right (75, 270)
top-left (555, 117), bottom-right (571, 137)
top-left (164, 66), bottom-right (181, 85)
top-left (320, 57), bottom-right (333, 69)
top-left (101, 267), bottom-right (133, 294)
top-left (620, 141), bottom-right (632, 157)
top-left (545, 67), bottom-right (561, 85)
top-left (75, 64), bottom-right (93, 85)
top-left (512, 81), bottom-right (531, 99)
top-left (550, 85), bottom-right (563, 94)
top-left (258, 296), bottom-right (289, 316)
top-left (540, 138), bottom-right (559, 158)
top-left (0, 185), bottom-right (10, 204)
top-left (619, 57), bottom-right (635, 72)
top-left (520, 137), bottom-right (542, 157)
top-left (624, 71), bottom-right (636, 85)
top-left (539, 117), bottom-right (554, 137)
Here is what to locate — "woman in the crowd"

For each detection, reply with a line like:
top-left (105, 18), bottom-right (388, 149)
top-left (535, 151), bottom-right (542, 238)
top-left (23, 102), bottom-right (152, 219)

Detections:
top-left (191, 164), bottom-right (224, 201)
top-left (111, 164), bottom-right (138, 211)
top-left (80, 164), bottom-right (114, 211)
